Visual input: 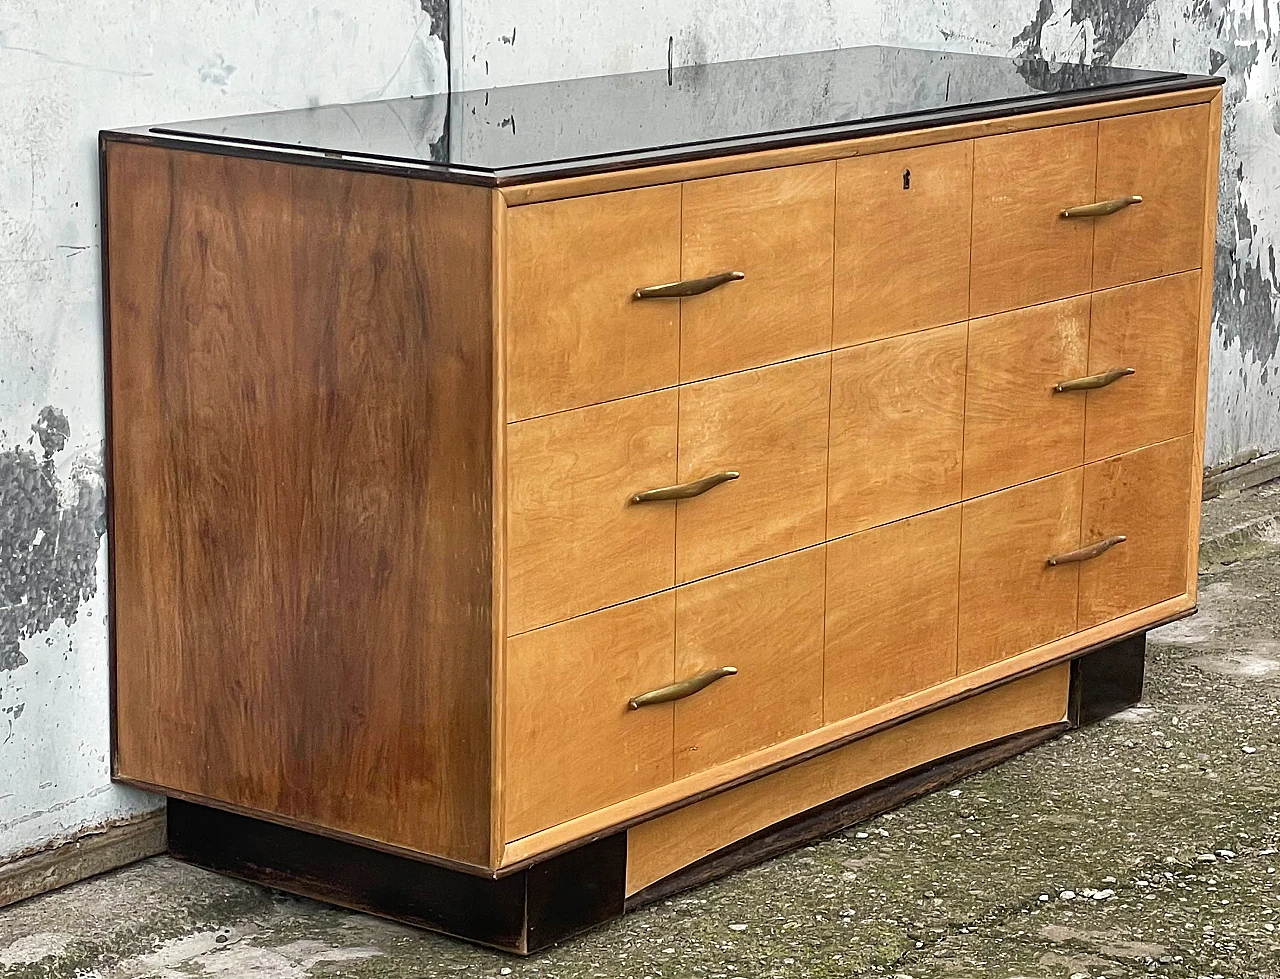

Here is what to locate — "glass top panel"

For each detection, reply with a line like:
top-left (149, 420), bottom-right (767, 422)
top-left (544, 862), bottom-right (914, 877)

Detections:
top-left (149, 45), bottom-right (1200, 177)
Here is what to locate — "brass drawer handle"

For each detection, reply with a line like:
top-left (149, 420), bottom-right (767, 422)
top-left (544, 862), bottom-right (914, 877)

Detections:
top-left (1061, 196), bottom-right (1143, 218)
top-left (630, 470), bottom-right (739, 504)
top-left (1047, 535), bottom-right (1127, 567)
top-left (633, 270), bottom-right (745, 299)
top-left (1053, 367), bottom-right (1136, 393)
top-left (628, 667), bottom-right (738, 710)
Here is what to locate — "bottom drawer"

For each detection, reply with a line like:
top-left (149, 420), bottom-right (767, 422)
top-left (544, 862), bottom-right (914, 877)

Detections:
top-left (505, 548), bottom-right (827, 841)
top-left (1080, 436), bottom-right (1194, 628)
top-left (673, 548), bottom-right (825, 779)
top-left (505, 593), bottom-right (676, 842)
top-left (959, 469), bottom-right (1083, 672)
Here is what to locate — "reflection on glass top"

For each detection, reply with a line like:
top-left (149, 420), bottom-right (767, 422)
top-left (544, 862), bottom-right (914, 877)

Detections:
top-left (146, 45), bottom-right (1210, 178)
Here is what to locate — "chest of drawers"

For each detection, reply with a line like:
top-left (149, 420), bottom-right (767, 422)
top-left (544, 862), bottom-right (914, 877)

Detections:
top-left (103, 46), bottom-right (1223, 952)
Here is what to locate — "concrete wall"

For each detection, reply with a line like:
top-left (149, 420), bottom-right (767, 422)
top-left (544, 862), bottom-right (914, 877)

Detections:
top-left (457, 0), bottom-right (1280, 469)
top-left (0, 0), bottom-right (445, 864)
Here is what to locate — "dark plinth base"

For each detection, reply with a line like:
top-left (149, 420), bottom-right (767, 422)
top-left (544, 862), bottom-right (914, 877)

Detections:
top-left (166, 799), bottom-right (625, 954)
top-left (1069, 630), bottom-right (1146, 727)
top-left (165, 631), bottom-right (1149, 953)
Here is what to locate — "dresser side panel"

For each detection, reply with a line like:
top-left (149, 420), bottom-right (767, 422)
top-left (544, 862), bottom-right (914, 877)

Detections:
top-left (105, 142), bottom-right (496, 867)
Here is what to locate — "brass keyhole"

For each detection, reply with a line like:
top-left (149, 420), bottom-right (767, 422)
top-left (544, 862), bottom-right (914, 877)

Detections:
top-left (903, 169), bottom-right (911, 190)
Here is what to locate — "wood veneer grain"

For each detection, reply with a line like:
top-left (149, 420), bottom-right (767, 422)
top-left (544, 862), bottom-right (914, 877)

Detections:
top-left (1093, 103), bottom-right (1210, 290)
top-left (828, 324), bottom-right (966, 536)
top-left (834, 141), bottom-right (972, 345)
top-left (679, 163), bottom-right (835, 382)
top-left (106, 143), bottom-right (496, 866)
top-left (824, 507), bottom-right (961, 723)
top-left (1080, 437), bottom-right (1195, 629)
top-left (673, 547), bottom-right (826, 779)
top-left (1084, 271), bottom-right (1201, 462)
top-left (963, 295), bottom-right (1090, 498)
top-left (504, 185), bottom-right (681, 421)
top-left (970, 121), bottom-right (1097, 317)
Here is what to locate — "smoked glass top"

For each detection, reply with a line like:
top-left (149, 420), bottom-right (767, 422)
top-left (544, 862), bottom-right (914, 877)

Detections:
top-left (139, 45), bottom-right (1215, 183)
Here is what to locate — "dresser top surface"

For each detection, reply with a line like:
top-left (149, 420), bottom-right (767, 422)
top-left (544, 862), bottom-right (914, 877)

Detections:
top-left (108, 45), bottom-right (1220, 185)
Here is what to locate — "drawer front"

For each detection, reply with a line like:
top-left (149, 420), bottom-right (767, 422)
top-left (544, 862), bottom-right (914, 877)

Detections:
top-left (506, 391), bottom-right (677, 635)
top-left (673, 548), bottom-right (825, 778)
top-left (971, 122), bottom-right (1097, 317)
top-left (828, 323), bottom-right (966, 537)
top-left (1079, 437), bottom-right (1194, 629)
top-left (505, 185), bottom-right (680, 421)
top-left (679, 163), bottom-right (834, 382)
top-left (964, 295), bottom-right (1089, 498)
top-left (675, 354), bottom-right (830, 583)
top-left (825, 506), bottom-right (960, 722)
top-left (959, 469), bottom-right (1082, 672)
top-left (1093, 105), bottom-right (1210, 291)
top-left (1084, 272), bottom-right (1201, 462)
top-left (835, 141), bottom-right (972, 345)
top-left (505, 593), bottom-right (675, 841)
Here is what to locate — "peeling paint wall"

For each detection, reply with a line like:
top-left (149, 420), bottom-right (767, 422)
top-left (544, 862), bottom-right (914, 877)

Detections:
top-left (457, 0), bottom-right (1280, 467)
top-left (0, 1), bottom-right (446, 864)
top-left (878, 0), bottom-right (1280, 471)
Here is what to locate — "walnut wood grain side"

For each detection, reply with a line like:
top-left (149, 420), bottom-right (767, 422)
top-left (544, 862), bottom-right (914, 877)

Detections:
top-left (105, 142), bottom-right (498, 868)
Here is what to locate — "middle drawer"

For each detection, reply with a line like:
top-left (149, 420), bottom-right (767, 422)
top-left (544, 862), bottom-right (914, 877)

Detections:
top-left (506, 354), bottom-right (831, 635)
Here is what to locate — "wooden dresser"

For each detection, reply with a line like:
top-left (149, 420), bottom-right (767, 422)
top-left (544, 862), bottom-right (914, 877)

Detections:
top-left (102, 46), bottom-right (1224, 952)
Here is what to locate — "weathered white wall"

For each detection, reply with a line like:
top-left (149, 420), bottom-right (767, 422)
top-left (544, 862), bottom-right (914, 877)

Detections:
top-left (457, 0), bottom-right (1280, 469)
top-left (0, 0), bottom-right (446, 863)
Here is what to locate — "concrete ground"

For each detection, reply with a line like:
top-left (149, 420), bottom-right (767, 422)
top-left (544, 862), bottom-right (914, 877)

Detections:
top-left (3, 485), bottom-right (1279, 979)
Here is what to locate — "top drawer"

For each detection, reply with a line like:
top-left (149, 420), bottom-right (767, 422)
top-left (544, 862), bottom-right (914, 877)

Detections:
top-left (505, 165), bottom-right (834, 420)
top-left (971, 106), bottom-right (1210, 316)
top-left (505, 185), bottom-right (681, 422)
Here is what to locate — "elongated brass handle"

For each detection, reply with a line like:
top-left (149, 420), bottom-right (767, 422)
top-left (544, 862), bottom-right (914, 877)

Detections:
top-left (1053, 367), bottom-right (1136, 393)
top-left (1047, 535), bottom-right (1127, 567)
top-left (628, 667), bottom-right (738, 710)
top-left (1061, 196), bottom-right (1143, 218)
top-left (634, 270), bottom-right (745, 299)
top-left (630, 471), bottom-right (739, 504)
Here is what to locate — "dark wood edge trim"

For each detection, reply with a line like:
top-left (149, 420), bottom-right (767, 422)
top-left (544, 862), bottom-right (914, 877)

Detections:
top-left (100, 137), bottom-right (121, 787)
top-left (626, 721), bottom-right (1070, 909)
top-left (497, 609), bottom-right (1191, 875)
top-left (98, 131), bottom-right (501, 187)
top-left (111, 778), bottom-right (500, 878)
top-left (100, 76), bottom-right (1222, 190)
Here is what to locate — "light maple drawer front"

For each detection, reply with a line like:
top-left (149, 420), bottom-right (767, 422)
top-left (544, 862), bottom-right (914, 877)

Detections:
top-left (963, 296), bottom-right (1089, 498)
top-left (835, 141), bottom-right (972, 346)
top-left (1093, 105), bottom-right (1210, 291)
top-left (675, 354), bottom-right (831, 583)
top-left (959, 470), bottom-right (1082, 673)
top-left (679, 163), bottom-right (834, 383)
top-left (673, 548), bottom-right (825, 778)
top-left (825, 507), bottom-right (960, 723)
top-left (505, 593), bottom-right (675, 841)
top-left (1083, 271), bottom-right (1201, 462)
top-left (971, 121), bottom-right (1097, 317)
top-left (506, 391), bottom-right (677, 635)
top-left (1079, 437), bottom-right (1194, 630)
top-left (505, 185), bottom-right (680, 421)
top-left (828, 323), bottom-right (965, 538)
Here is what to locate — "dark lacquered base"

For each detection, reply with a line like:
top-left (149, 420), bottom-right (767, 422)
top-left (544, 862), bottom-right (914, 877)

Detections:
top-left (1069, 630), bottom-right (1146, 727)
top-left (166, 799), bottom-right (626, 954)
top-left (166, 631), bottom-right (1147, 954)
